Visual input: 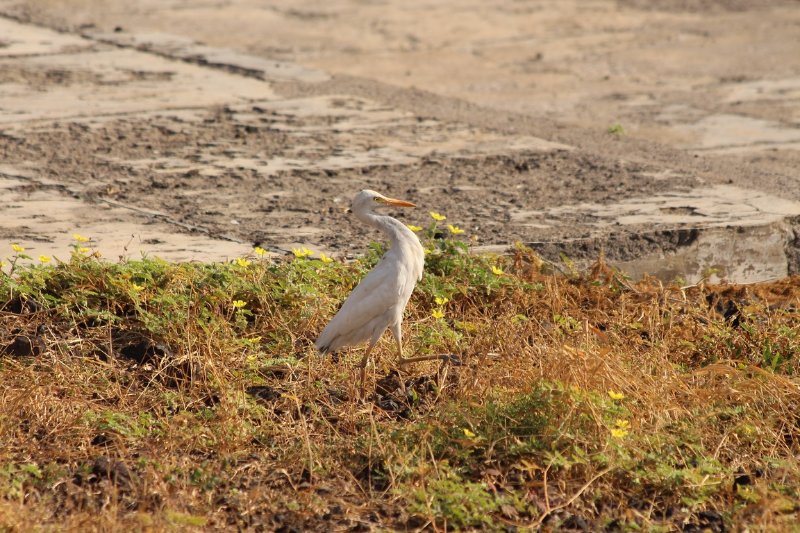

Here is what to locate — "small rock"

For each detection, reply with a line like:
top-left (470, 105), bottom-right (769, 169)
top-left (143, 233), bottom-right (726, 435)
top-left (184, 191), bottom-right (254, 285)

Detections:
top-left (561, 514), bottom-right (590, 531)
top-left (91, 456), bottom-right (133, 491)
top-left (245, 385), bottom-right (281, 402)
top-left (2, 335), bottom-right (44, 357)
top-left (91, 433), bottom-right (114, 447)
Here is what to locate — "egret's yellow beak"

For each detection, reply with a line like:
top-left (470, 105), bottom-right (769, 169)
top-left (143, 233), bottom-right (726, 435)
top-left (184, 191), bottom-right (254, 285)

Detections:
top-left (379, 197), bottom-right (416, 208)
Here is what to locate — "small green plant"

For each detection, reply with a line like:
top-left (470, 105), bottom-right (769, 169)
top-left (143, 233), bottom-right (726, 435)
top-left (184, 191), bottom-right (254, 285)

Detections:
top-left (0, 463), bottom-right (43, 500)
top-left (407, 469), bottom-right (500, 529)
top-left (607, 123), bottom-right (625, 135)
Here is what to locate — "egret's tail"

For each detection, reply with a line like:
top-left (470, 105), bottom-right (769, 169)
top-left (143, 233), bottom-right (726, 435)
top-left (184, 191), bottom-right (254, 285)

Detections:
top-left (315, 328), bottom-right (338, 355)
top-left (315, 340), bottom-right (331, 355)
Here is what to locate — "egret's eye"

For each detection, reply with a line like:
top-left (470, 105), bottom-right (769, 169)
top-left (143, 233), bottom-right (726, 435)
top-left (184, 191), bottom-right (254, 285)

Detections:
top-left (373, 197), bottom-right (381, 202)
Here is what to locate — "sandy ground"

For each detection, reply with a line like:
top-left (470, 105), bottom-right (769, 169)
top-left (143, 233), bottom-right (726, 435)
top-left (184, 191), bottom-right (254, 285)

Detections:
top-left (0, 0), bottom-right (799, 281)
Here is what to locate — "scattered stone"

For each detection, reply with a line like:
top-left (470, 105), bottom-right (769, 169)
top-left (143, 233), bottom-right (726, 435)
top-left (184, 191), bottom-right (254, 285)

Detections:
top-left (73, 455), bottom-right (134, 493)
top-left (91, 433), bottom-right (114, 447)
top-left (1, 333), bottom-right (45, 357)
top-left (113, 330), bottom-right (173, 365)
top-left (246, 385), bottom-right (281, 402)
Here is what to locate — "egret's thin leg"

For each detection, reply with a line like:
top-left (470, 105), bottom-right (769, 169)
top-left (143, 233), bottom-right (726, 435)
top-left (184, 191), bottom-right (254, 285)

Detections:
top-left (358, 343), bottom-right (376, 399)
top-left (391, 322), bottom-right (404, 363)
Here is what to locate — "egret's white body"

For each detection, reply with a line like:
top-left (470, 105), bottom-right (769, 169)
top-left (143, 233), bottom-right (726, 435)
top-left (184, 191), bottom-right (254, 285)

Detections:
top-left (316, 190), bottom-right (426, 392)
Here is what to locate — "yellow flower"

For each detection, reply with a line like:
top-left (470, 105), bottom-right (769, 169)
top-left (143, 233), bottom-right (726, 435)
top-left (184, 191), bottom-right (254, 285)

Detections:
top-left (77, 247), bottom-right (90, 254)
top-left (131, 283), bottom-right (144, 292)
top-left (432, 309), bottom-right (444, 319)
top-left (38, 255), bottom-right (51, 263)
top-left (608, 390), bottom-right (625, 400)
top-left (447, 224), bottom-right (465, 235)
top-left (429, 211), bottom-right (446, 222)
top-left (406, 224), bottom-right (422, 232)
top-left (291, 247), bottom-right (314, 258)
top-left (610, 428), bottom-right (628, 439)
top-left (253, 246), bottom-right (267, 256)
top-left (232, 300), bottom-right (247, 308)
top-left (235, 258), bottom-right (251, 267)
top-left (435, 296), bottom-right (449, 306)
top-left (462, 428), bottom-right (476, 438)
top-left (319, 253), bottom-right (333, 263)
top-left (72, 233), bottom-right (90, 243)
top-left (491, 265), bottom-right (504, 276)
top-left (615, 419), bottom-right (630, 429)
top-left (11, 243), bottom-right (25, 253)
top-left (0, 261), bottom-right (6, 269)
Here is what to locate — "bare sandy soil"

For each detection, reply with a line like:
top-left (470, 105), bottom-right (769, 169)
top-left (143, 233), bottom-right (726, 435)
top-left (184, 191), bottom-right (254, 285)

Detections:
top-left (0, 0), bottom-right (799, 281)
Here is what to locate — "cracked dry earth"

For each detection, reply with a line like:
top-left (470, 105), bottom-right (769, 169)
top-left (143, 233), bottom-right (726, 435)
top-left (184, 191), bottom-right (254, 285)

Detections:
top-left (0, 103), bottom-right (702, 256)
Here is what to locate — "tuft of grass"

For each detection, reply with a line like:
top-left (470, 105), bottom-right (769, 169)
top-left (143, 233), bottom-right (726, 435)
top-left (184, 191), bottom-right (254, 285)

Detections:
top-left (0, 230), bottom-right (799, 531)
top-left (607, 123), bottom-right (625, 135)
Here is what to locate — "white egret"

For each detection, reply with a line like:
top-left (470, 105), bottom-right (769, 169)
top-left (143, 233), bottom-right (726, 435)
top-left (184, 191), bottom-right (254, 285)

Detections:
top-left (316, 190), bottom-right (445, 395)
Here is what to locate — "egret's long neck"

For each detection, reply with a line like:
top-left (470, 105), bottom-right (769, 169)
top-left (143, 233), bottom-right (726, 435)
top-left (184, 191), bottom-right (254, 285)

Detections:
top-left (354, 206), bottom-right (424, 281)
top-left (355, 210), bottom-right (405, 247)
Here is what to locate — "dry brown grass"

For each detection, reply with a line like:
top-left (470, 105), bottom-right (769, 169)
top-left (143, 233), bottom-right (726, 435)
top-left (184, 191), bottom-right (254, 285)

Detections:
top-left (0, 245), bottom-right (798, 531)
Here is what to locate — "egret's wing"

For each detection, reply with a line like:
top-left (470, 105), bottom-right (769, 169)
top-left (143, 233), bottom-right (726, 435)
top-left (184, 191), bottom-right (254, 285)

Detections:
top-left (347, 254), bottom-right (401, 301)
top-left (396, 256), bottom-right (419, 300)
top-left (316, 257), bottom-right (401, 352)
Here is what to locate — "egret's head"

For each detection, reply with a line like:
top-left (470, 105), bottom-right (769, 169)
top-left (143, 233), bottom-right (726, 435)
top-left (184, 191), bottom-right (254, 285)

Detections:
top-left (351, 189), bottom-right (416, 215)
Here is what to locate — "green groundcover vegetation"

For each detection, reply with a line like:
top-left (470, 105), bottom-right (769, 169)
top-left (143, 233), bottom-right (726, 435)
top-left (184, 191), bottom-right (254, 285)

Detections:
top-left (0, 227), bottom-right (798, 531)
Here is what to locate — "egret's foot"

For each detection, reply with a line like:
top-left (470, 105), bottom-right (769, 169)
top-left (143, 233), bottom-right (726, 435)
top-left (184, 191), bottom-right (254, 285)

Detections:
top-left (443, 353), bottom-right (463, 366)
top-left (399, 353), bottom-right (460, 365)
